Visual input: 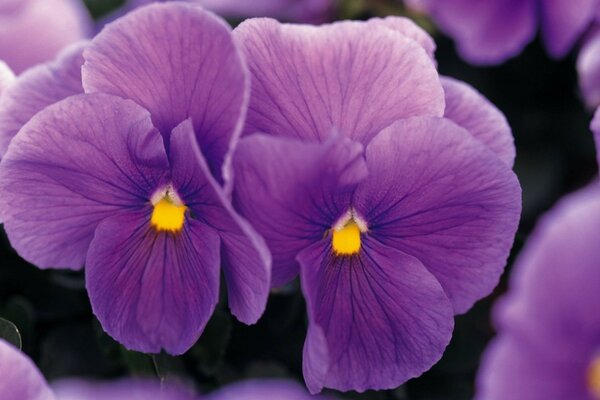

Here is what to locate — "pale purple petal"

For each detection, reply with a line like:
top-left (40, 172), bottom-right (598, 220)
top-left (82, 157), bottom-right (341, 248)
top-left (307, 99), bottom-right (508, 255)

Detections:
top-left (207, 380), bottom-right (322, 400)
top-left (0, 339), bottom-right (54, 400)
top-left (0, 94), bottom-right (169, 270)
top-left (83, 3), bottom-right (249, 182)
top-left (577, 30), bottom-right (600, 110)
top-left (0, 0), bottom-right (91, 73)
top-left (0, 42), bottom-right (85, 159)
top-left (232, 134), bottom-right (367, 286)
top-left (416, 0), bottom-right (537, 65)
top-left (53, 378), bottom-right (197, 400)
top-left (0, 61), bottom-right (15, 95)
top-left (298, 238), bottom-right (453, 393)
top-left (86, 211), bottom-right (221, 355)
top-left (169, 120), bottom-right (271, 324)
top-left (366, 16), bottom-right (436, 59)
top-left (591, 106), bottom-right (600, 166)
top-left (539, 0), bottom-right (598, 58)
top-left (233, 18), bottom-right (444, 145)
top-left (354, 117), bottom-right (521, 314)
top-left (477, 185), bottom-right (600, 400)
top-left (441, 76), bottom-right (515, 166)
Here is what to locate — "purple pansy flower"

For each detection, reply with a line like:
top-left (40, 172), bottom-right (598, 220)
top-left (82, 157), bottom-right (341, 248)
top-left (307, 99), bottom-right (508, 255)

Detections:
top-left (0, 0), bottom-right (92, 73)
top-left (231, 17), bottom-right (521, 392)
top-left (0, 4), bottom-right (270, 355)
top-left (476, 182), bottom-right (600, 400)
top-left (407, 0), bottom-right (599, 64)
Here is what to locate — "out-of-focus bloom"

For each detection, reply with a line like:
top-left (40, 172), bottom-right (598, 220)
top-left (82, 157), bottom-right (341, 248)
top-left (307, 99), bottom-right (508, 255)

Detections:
top-left (206, 379), bottom-right (331, 400)
top-left (577, 26), bottom-right (600, 109)
top-left (0, 4), bottom-right (270, 355)
top-left (0, 60), bottom-right (14, 94)
top-left (476, 180), bottom-right (600, 400)
top-left (0, 338), bottom-right (198, 400)
top-left (0, 0), bottom-right (92, 73)
top-left (407, 0), bottom-right (599, 65)
top-left (231, 17), bottom-right (521, 392)
top-left (102, 0), bottom-right (332, 28)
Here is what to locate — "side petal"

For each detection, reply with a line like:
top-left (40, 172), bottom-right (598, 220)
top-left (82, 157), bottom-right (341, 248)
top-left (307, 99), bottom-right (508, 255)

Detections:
top-left (233, 18), bottom-right (444, 145)
top-left (0, 93), bottom-right (169, 270)
top-left (86, 211), bottom-right (221, 355)
top-left (169, 120), bottom-right (270, 324)
top-left (441, 76), bottom-right (515, 167)
top-left (539, 0), bottom-right (598, 58)
top-left (0, 0), bottom-right (91, 73)
top-left (232, 134), bottom-right (368, 286)
top-left (354, 117), bottom-right (521, 314)
top-left (0, 339), bottom-right (55, 400)
top-left (0, 42), bottom-right (85, 159)
top-left (83, 3), bottom-right (249, 182)
top-left (418, 0), bottom-right (536, 65)
top-left (298, 238), bottom-right (453, 393)
top-left (577, 30), bottom-right (600, 110)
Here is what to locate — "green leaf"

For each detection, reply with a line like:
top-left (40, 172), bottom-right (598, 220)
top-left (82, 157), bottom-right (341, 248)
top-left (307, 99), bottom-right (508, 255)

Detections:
top-left (0, 317), bottom-right (22, 349)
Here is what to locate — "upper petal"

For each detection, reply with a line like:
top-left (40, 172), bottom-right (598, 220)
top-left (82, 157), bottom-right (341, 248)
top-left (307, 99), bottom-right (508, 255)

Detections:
top-left (169, 120), bottom-right (271, 324)
top-left (0, 93), bottom-right (169, 270)
top-left (0, 339), bottom-right (55, 400)
top-left (539, 0), bottom-right (598, 58)
top-left (0, 0), bottom-right (91, 73)
top-left (232, 134), bottom-right (368, 286)
top-left (83, 3), bottom-right (249, 183)
top-left (86, 211), bottom-right (221, 355)
top-left (417, 0), bottom-right (536, 65)
top-left (0, 42), bottom-right (86, 159)
top-left (298, 238), bottom-right (453, 393)
top-left (233, 18), bottom-right (444, 145)
top-left (441, 76), bottom-right (515, 167)
top-left (354, 117), bottom-right (521, 314)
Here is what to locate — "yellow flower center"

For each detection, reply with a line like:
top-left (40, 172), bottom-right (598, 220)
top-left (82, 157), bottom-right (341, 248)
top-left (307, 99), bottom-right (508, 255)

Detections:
top-left (332, 221), bottom-right (361, 256)
top-left (588, 356), bottom-right (600, 399)
top-left (151, 197), bottom-right (187, 232)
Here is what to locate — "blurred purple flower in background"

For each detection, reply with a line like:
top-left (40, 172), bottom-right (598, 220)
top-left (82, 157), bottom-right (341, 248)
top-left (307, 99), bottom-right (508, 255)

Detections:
top-left (0, 4), bottom-right (270, 355)
top-left (231, 17), bottom-right (521, 393)
top-left (206, 379), bottom-right (331, 400)
top-left (407, 0), bottom-right (599, 65)
top-left (0, 0), bottom-right (92, 73)
top-left (476, 182), bottom-right (600, 400)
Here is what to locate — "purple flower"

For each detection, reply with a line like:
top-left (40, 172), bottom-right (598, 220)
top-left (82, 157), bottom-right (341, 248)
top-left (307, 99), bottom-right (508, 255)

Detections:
top-left (577, 22), bottom-right (600, 109)
top-left (476, 183), bottom-right (600, 400)
top-left (0, 0), bottom-right (92, 73)
top-left (231, 17), bottom-right (521, 392)
top-left (408, 0), bottom-right (599, 64)
top-left (0, 60), bottom-right (14, 94)
top-left (206, 379), bottom-right (332, 400)
top-left (0, 4), bottom-right (270, 355)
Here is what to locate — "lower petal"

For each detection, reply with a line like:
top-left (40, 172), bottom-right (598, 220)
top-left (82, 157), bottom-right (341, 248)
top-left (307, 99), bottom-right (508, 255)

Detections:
top-left (85, 211), bottom-right (221, 355)
top-left (298, 237), bottom-right (453, 393)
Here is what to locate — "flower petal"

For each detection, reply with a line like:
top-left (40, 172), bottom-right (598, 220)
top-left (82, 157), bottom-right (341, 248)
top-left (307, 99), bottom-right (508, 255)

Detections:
top-left (365, 16), bottom-right (436, 60)
top-left (0, 42), bottom-right (85, 159)
top-left (441, 76), bottom-right (515, 166)
top-left (53, 379), bottom-right (197, 400)
top-left (577, 30), bottom-right (600, 110)
top-left (169, 120), bottom-right (271, 324)
top-left (83, 3), bottom-right (248, 182)
top-left (0, 61), bottom-right (15, 95)
top-left (0, 0), bottom-right (91, 73)
top-left (233, 18), bottom-right (444, 145)
top-left (0, 93), bottom-right (169, 270)
top-left (298, 238), bottom-right (453, 393)
top-left (592, 107), bottom-right (600, 166)
top-left (207, 380), bottom-right (318, 400)
top-left (86, 211), bottom-right (221, 355)
top-left (0, 339), bottom-right (55, 400)
top-left (416, 0), bottom-right (536, 65)
top-left (354, 117), bottom-right (521, 314)
top-left (539, 0), bottom-right (598, 58)
top-left (232, 134), bottom-right (368, 286)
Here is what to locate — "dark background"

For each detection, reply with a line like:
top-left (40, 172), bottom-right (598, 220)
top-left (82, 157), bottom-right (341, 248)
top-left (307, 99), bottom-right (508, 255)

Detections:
top-left (0, 0), bottom-right (597, 399)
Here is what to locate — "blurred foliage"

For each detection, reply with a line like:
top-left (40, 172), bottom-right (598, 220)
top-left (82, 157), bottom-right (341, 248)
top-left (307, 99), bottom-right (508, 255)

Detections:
top-left (0, 1), bottom-right (597, 399)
